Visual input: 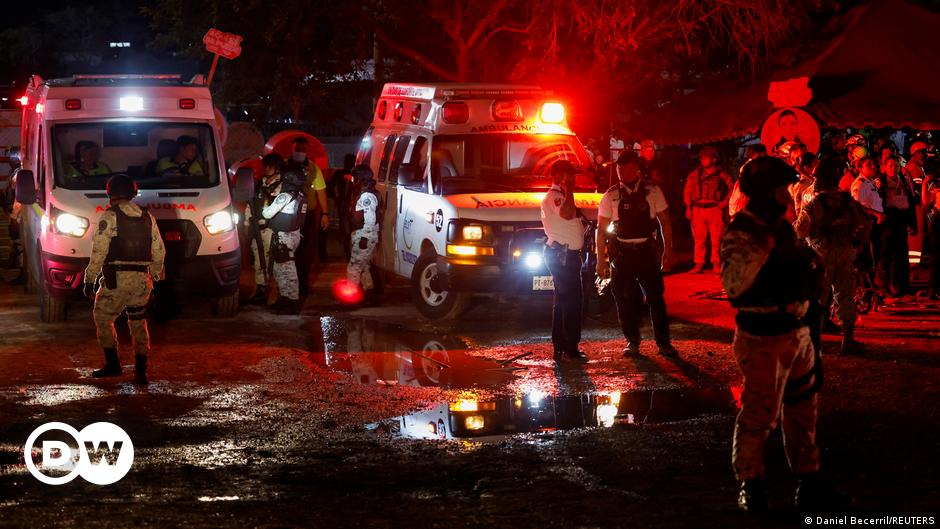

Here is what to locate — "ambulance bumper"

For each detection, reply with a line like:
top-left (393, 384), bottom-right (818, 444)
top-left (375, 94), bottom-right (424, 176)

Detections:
top-left (435, 255), bottom-right (552, 294)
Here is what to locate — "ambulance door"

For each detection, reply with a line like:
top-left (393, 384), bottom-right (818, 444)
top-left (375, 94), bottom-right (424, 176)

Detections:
top-left (382, 135), bottom-right (411, 275)
top-left (395, 135), bottom-right (431, 278)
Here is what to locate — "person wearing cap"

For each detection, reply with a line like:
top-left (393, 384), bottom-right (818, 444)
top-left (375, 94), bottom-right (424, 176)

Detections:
top-left (683, 145), bottom-right (733, 273)
top-left (541, 160), bottom-right (587, 361)
top-left (596, 151), bottom-right (677, 357)
top-left (719, 157), bottom-right (837, 513)
top-left (637, 140), bottom-right (663, 185)
top-left (795, 157), bottom-right (872, 354)
top-left (83, 174), bottom-right (166, 385)
top-left (347, 164), bottom-right (382, 305)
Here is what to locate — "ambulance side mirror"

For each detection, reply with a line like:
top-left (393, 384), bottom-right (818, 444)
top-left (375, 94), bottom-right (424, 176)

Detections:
top-left (14, 169), bottom-right (36, 205)
top-left (397, 163), bottom-right (422, 187)
top-left (233, 168), bottom-right (255, 202)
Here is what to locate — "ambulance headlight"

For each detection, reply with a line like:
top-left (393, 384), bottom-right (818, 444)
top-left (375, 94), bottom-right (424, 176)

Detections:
top-left (53, 210), bottom-right (89, 238)
top-left (524, 252), bottom-right (542, 270)
top-left (204, 210), bottom-right (235, 235)
top-left (461, 225), bottom-right (484, 240)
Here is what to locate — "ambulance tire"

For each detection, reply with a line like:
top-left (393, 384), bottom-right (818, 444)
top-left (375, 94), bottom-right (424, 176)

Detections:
top-left (411, 253), bottom-right (469, 320)
top-left (39, 281), bottom-right (67, 323)
top-left (213, 290), bottom-right (240, 318)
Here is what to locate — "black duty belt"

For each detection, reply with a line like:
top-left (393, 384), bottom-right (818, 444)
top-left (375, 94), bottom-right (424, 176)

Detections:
top-left (693, 200), bottom-right (719, 208)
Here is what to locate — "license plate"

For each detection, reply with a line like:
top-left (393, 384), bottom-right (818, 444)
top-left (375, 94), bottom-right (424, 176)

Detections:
top-left (532, 276), bottom-right (554, 290)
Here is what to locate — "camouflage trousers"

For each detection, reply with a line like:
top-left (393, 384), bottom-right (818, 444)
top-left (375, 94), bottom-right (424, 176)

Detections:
top-left (93, 272), bottom-right (153, 356)
top-left (691, 206), bottom-right (725, 265)
top-left (347, 228), bottom-right (378, 290)
top-left (252, 228), bottom-right (301, 300)
top-left (818, 244), bottom-right (858, 326)
top-left (732, 325), bottom-right (820, 481)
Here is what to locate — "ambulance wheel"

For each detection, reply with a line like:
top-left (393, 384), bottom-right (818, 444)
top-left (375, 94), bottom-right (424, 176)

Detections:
top-left (214, 290), bottom-right (240, 318)
top-left (39, 282), bottom-right (67, 323)
top-left (412, 254), bottom-right (468, 320)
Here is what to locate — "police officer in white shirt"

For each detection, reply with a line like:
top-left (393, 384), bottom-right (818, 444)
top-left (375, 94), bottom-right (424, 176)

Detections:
top-left (596, 151), bottom-right (678, 357)
top-left (541, 160), bottom-right (588, 361)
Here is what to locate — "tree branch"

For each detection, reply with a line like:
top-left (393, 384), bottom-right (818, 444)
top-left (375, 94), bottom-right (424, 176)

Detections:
top-left (374, 27), bottom-right (459, 81)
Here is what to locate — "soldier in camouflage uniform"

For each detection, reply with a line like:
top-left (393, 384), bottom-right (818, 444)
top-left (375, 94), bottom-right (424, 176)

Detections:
top-left (245, 162), bottom-right (307, 315)
top-left (347, 165), bottom-right (380, 301)
top-left (83, 174), bottom-right (165, 385)
top-left (720, 157), bottom-right (838, 514)
top-left (245, 154), bottom-right (284, 306)
top-left (794, 157), bottom-right (872, 354)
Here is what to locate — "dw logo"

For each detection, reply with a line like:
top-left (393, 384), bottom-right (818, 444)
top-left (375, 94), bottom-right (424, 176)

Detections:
top-left (24, 422), bottom-right (134, 485)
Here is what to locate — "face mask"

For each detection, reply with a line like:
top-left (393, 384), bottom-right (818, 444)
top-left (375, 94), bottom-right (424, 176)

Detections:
top-left (292, 152), bottom-right (306, 162)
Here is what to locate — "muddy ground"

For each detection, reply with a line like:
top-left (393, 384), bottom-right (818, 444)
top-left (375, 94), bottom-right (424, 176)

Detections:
top-left (0, 266), bottom-right (938, 528)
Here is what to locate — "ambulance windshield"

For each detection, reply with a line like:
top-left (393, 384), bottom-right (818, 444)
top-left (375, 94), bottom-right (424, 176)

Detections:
top-left (51, 122), bottom-right (219, 190)
top-left (431, 134), bottom-right (595, 194)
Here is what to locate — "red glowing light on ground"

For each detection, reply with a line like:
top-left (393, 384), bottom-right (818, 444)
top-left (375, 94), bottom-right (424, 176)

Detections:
top-left (332, 279), bottom-right (364, 305)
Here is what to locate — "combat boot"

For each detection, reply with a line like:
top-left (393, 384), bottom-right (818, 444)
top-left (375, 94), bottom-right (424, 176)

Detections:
top-left (134, 355), bottom-right (148, 386)
top-left (737, 478), bottom-right (769, 514)
top-left (276, 298), bottom-right (302, 315)
top-left (795, 472), bottom-right (854, 512)
top-left (840, 323), bottom-right (864, 355)
top-left (689, 263), bottom-right (705, 274)
top-left (92, 348), bottom-right (122, 378)
top-left (245, 285), bottom-right (268, 305)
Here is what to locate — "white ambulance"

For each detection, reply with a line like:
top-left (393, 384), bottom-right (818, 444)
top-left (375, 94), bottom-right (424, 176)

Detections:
top-left (357, 83), bottom-right (602, 319)
top-left (14, 74), bottom-right (244, 322)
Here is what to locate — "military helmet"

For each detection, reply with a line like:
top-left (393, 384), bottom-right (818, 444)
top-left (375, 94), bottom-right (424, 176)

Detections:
top-left (738, 156), bottom-right (799, 199)
top-left (845, 134), bottom-right (867, 149)
top-left (105, 174), bottom-right (138, 199)
top-left (351, 164), bottom-right (375, 185)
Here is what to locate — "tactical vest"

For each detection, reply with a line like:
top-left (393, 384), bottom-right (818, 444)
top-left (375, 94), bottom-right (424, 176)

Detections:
top-left (728, 213), bottom-right (813, 310)
top-left (105, 207), bottom-right (152, 263)
top-left (267, 192), bottom-right (306, 232)
top-left (616, 184), bottom-right (656, 240)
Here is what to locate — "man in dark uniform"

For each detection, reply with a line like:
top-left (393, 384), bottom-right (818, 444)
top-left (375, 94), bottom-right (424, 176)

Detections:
top-left (540, 160), bottom-right (587, 361)
top-left (596, 152), bottom-right (677, 357)
top-left (720, 157), bottom-right (840, 513)
top-left (83, 174), bottom-right (165, 385)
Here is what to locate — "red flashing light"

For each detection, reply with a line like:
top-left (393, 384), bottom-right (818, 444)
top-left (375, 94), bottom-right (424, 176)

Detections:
top-left (18, 96), bottom-right (28, 106)
top-left (441, 101), bottom-right (469, 124)
top-left (491, 100), bottom-right (522, 121)
top-left (376, 100), bottom-right (387, 120)
top-left (164, 231), bottom-right (182, 242)
top-left (393, 101), bottom-right (404, 122)
top-left (65, 99), bottom-right (82, 110)
top-left (178, 98), bottom-right (196, 109)
top-left (411, 103), bottom-right (422, 125)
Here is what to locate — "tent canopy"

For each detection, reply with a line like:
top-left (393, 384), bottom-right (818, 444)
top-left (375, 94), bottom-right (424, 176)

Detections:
top-left (624, 0), bottom-right (940, 145)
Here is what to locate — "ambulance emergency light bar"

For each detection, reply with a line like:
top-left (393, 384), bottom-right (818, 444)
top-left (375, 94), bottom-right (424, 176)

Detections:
top-left (442, 88), bottom-right (550, 98)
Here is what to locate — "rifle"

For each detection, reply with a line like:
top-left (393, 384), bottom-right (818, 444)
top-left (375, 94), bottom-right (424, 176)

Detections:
top-left (249, 196), bottom-right (268, 284)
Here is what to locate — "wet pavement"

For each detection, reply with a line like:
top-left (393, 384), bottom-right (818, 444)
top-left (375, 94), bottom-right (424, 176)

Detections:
top-left (0, 265), bottom-right (938, 527)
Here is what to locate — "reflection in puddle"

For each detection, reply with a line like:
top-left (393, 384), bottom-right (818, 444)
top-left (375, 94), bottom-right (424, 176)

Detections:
top-left (371, 387), bottom-right (735, 441)
top-left (16, 384), bottom-right (110, 406)
top-left (320, 318), bottom-right (514, 389)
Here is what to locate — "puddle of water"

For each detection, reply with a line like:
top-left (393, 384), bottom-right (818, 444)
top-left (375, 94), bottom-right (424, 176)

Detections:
top-left (319, 317), bottom-right (515, 389)
top-left (370, 387), bottom-right (736, 442)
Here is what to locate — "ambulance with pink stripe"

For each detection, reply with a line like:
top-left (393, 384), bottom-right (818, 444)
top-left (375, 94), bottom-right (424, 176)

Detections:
top-left (358, 83), bottom-right (601, 319)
